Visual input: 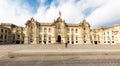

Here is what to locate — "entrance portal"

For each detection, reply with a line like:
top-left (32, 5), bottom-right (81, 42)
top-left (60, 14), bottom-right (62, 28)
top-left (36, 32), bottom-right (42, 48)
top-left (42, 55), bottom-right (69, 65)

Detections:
top-left (57, 35), bottom-right (61, 44)
top-left (94, 41), bottom-right (97, 44)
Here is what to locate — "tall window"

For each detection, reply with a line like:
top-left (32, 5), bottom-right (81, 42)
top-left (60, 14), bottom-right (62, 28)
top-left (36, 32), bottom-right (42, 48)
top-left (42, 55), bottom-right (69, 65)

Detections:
top-left (75, 29), bottom-right (78, 33)
top-left (71, 35), bottom-right (73, 40)
top-left (39, 35), bottom-right (41, 40)
top-left (57, 27), bottom-right (61, 33)
top-left (67, 35), bottom-right (69, 40)
top-left (31, 26), bottom-right (33, 32)
top-left (83, 27), bottom-right (85, 30)
top-left (1, 29), bottom-right (3, 33)
top-left (48, 35), bottom-right (51, 40)
top-left (71, 28), bottom-right (74, 33)
top-left (44, 28), bottom-right (47, 33)
top-left (17, 35), bottom-right (20, 39)
top-left (0, 34), bottom-right (3, 39)
top-left (13, 34), bottom-right (15, 40)
top-left (5, 35), bottom-right (7, 39)
top-left (76, 36), bottom-right (78, 40)
top-left (67, 28), bottom-right (70, 33)
top-left (40, 28), bottom-right (42, 32)
top-left (49, 28), bottom-right (51, 32)
top-left (112, 36), bottom-right (114, 40)
top-left (5, 30), bottom-right (7, 33)
top-left (44, 34), bottom-right (47, 40)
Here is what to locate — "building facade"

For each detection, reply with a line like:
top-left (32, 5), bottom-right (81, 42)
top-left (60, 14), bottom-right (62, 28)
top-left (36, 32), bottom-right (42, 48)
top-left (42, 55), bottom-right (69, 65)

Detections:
top-left (24, 17), bottom-right (91, 44)
top-left (0, 23), bottom-right (24, 44)
top-left (0, 17), bottom-right (120, 45)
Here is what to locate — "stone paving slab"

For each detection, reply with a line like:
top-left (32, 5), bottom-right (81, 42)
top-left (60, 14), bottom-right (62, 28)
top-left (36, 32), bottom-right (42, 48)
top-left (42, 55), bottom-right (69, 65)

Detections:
top-left (8, 49), bottom-right (120, 58)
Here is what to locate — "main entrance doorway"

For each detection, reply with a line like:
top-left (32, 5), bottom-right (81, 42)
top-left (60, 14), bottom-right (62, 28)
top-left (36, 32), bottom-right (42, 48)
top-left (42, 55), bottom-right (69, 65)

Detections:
top-left (57, 35), bottom-right (61, 44)
top-left (94, 41), bottom-right (97, 45)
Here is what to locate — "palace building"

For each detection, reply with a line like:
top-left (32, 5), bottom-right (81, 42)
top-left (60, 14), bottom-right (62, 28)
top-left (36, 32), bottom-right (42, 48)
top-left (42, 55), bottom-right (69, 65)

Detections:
top-left (24, 17), bottom-right (91, 44)
top-left (0, 17), bottom-right (120, 45)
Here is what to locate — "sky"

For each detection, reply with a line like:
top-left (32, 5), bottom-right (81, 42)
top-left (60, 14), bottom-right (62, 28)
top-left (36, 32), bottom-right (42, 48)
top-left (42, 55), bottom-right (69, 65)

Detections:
top-left (0, 0), bottom-right (120, 28)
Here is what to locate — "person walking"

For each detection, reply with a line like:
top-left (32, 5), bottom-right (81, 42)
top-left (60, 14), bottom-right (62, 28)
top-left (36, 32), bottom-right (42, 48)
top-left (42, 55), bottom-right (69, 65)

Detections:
top-left (65, 42), bottom-right (68, 48)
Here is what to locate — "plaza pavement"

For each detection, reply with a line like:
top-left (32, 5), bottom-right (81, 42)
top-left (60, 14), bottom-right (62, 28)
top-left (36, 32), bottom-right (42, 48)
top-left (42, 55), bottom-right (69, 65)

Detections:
top-left (1, 44), bottom-right (120, 58)
top-left (1, 44), bottom-right (120, 66)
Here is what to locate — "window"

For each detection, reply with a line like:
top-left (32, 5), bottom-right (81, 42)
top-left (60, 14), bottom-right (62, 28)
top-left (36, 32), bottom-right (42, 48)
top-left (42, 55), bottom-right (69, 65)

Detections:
top-left (98, 41), bottom-right (100, 43)
top-left (104, 32), bottom-right (105, 35)
top-left (112, 36), bottom-right (114, 40)
top-left (1, 29), bottom-right (3, 33)
top-left (84, 41), bottom-right (86, 43)
top-left (44, 28), bottom-right (47, 32)
top-left (5, 35), bottom-right (7, 39)
top-left (31, 26), bottom-right (33, 32)
top-left (40, 28), bottom-right (42, 32)
top-left (5, 30), bottom-right (7, 33)
top-left (39, 35), bottom-right (41, 40)
top-left (67, 28), bottom-right (70, 33)
top-left (76, 41), bottom-right (78, 43)
top-left (49, 28), bottom-right (51, 32)
top-left (67, 36), bottom-right (69, 40)
top-left (44, 34), bottom-right (47, 40)
top-left (84, 36), bottom-right (86, 38)
top-left (94, 36), bottom-right (96, 39)
top-left (112, 41), bottom-right (114, 43)
top-left (17, 35), bottom-right (20, 39)
top-left (71, 35), bottom-right (73, 40)
top-left (71, 28), bottom-right (74, 33)
top-left (0, 41), bottom-right (3, 42)
top-left (39, 41), bottom-right (42, 43)
top-left (84, 27), bottom-right (85, 30)
top-left (13, 34), bottom-right (15, 39)
top-left (104, 41), bottom-right (106, 43)
top-left (48, 41), bottom-right (51, 43)
top-left (48, 36), bottom-right (51, 40)
top-left (76, 36), bottom-right (78, 40)
top-left (0, 35), bottom-right (3, 39)
top-left (57, 27), bottom-right (61, 33)
top-left (75, 29), bottom-right (78, 33)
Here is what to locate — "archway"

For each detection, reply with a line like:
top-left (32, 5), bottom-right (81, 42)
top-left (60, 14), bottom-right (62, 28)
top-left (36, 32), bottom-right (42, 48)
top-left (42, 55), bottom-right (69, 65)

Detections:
top-left (57, 35), bottom-right (61, 44)
top-left (94, 41), bottom-right (97, 45)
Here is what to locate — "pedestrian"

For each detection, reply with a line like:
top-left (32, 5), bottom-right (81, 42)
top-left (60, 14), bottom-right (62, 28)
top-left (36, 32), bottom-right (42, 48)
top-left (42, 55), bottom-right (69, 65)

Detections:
top-left (65, 42), bottom-right (68, 48)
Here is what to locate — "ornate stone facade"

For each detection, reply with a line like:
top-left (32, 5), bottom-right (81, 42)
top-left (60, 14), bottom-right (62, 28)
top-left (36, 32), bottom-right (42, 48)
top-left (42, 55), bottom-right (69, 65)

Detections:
top-left (0, 23), bottom-right (24, 44)
top-left (0, 17), bottom-right (120, 45)
top-left (24, 17), bottom-right (91, 44)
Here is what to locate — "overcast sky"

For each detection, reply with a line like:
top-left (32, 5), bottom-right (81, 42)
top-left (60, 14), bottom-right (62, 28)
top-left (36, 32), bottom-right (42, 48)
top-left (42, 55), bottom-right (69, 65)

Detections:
top-left (0, 0), bottom-right (120, 28)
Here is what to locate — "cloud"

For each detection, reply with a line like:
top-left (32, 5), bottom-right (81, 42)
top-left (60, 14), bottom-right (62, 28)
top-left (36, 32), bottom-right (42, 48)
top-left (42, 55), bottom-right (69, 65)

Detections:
top-left (0, 0), bottom-right (33, 26)
top-left (87, 0), bottom-right (120, 28)
top-left (0, 0), bottom-right (120, 28)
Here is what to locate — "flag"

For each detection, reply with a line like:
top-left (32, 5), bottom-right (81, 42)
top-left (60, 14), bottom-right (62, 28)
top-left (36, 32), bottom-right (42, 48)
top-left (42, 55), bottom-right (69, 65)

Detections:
top-left (59, 11), bottom-right (61, 17)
